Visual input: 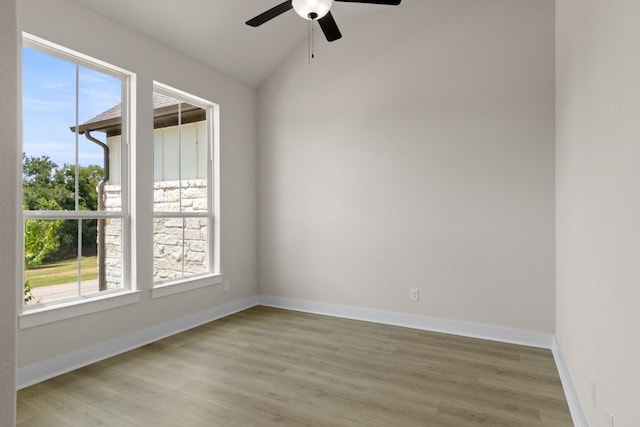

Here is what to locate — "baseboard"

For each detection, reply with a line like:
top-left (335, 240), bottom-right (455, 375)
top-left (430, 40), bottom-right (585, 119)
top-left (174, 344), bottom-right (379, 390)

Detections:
top-left (258, 295), bottom-right (554, 349)
top-left (552, 337), bottom-right (589, 427)
top-left (16, 295), bottom-right (259, 389)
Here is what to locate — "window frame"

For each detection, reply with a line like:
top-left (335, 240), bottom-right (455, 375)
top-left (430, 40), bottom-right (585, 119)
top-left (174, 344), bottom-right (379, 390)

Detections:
top-left (19, 33), bottom-right (139, 327)
top-left (151, 82), bottom-right (221, 298)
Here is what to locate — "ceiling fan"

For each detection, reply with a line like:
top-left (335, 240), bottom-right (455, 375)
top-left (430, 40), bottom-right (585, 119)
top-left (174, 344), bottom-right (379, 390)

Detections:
top-left (246, 0), bottom-right (402, 42)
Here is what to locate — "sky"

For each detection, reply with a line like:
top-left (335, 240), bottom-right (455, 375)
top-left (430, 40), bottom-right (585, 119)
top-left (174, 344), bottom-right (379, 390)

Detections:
top-left (22, 46), bottom-right (122, 167)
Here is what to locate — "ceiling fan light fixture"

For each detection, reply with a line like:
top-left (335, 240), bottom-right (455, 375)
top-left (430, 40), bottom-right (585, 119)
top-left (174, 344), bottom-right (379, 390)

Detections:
top-left (292, 0), bottom-right (333, 20)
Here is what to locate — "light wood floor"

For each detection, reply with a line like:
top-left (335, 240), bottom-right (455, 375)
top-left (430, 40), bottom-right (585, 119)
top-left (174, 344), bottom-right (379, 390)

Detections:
top-left (17, 306), bottom-right (573, 426)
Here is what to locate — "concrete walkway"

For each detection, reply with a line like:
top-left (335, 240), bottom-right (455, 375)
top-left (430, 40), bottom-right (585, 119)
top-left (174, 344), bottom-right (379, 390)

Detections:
top-left (30, 279), bottom-right (99, 304)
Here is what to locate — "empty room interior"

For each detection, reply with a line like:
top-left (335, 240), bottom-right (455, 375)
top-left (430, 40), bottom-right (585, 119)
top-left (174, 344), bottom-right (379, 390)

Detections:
top-left (1, 0), bottom-right (639, 426)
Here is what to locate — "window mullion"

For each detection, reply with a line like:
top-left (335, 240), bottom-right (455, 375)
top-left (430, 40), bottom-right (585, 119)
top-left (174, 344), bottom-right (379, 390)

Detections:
top-left (178, 102), bottom-right (185, 278)
top-left (75, 64), bottom-right (82, 296)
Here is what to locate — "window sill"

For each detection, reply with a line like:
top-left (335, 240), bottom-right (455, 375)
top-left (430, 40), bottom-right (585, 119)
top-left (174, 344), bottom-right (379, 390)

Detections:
top-left (152, 274), bottom-right (223, 299)
top-left (19, 290), bottom-right (142, 329)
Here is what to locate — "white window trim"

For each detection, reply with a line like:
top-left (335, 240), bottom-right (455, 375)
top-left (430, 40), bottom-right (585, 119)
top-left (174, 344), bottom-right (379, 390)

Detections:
top-left (151, 82), bottom-right (221, 292)
top-left (19, 291), bottom-right (142, 329)
top-left (23, 33), bottom-right (133, 81)
top-left (20, 33), bottom-right (136, 318)
top-left (151, 274), bottom-right (223, 299)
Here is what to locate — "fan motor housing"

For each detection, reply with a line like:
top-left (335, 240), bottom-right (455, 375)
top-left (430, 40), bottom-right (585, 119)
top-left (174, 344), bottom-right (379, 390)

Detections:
top-left (292, 0), bottom-right (333, 20)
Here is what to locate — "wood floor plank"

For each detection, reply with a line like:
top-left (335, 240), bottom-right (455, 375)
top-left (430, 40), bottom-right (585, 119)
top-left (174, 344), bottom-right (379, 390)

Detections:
top-left (17, 381), bottom-right (134, 427)
top-left (17, 306), bottom-right (573, 426)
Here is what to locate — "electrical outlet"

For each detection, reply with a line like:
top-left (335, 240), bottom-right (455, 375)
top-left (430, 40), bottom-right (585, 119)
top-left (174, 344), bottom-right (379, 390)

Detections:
top-left (224, 281), bottom-right (230, 292)
top-left (606, 410), bottom-right (614, 427)
top-left (409, 288), bottom-right (419, 301)
top-left (591, 381), bottom-right (597, 408)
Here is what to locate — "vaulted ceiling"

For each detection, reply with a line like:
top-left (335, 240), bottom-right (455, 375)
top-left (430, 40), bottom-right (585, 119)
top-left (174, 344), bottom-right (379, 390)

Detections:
top-left (72, 0), bottom-right (409, 88)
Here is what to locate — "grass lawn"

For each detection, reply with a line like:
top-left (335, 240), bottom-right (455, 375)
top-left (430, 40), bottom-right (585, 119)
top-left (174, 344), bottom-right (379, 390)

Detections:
top-left (25, 256), bottom-right (98, 288)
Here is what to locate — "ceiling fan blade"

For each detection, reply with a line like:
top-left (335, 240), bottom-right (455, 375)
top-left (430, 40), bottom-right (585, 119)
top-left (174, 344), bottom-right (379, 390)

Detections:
top-left (318, 12), bottom-right (342, 42)
top-left (246, 1), bottom-right (293, 27)
top-left (335, 0), bottom-right (401, 4)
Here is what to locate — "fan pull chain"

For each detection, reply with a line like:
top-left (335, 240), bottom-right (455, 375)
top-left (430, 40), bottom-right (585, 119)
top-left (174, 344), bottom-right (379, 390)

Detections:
top-left (308, 19), bottom-right (315, 64)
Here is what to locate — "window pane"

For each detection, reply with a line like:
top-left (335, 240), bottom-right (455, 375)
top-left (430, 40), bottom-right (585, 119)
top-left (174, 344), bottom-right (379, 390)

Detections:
top-left (153, 217), bottom-right (183, 282)
top-left (180, 120), bottom-right (208, 212)
top-left (22, 48), bottom-right (123, 213)
top-left (184, 217), bottom-right (208, 277)
top-left (24, 217), bottom-right (124, 306)
top-left (153, 217), bottom-right (209, 282)
top-left (22, 47), bottom-right (76, 211)
top-left (78, 66), bottom-right (123, 212)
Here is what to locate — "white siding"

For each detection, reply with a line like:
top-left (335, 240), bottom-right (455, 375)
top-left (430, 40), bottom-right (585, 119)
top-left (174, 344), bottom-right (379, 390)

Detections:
top-left (107, 134), bottom-right (121, 185)
top-left (154, 121), bottom-right (207, 182)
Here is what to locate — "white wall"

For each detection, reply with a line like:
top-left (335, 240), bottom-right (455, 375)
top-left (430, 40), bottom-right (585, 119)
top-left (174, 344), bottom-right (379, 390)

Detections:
top-left (0, 0), bottom-right (18, 424)
top-left (17, 0), bottom-right (258, 367)
top-left (258, 0), bottom-right (555, 333)
top-left (556, 0), bottom-right (640, 425)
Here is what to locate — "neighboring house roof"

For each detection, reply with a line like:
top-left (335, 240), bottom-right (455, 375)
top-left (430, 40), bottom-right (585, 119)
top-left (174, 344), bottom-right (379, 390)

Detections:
top-left (71, 92), bottom-right (205, 136)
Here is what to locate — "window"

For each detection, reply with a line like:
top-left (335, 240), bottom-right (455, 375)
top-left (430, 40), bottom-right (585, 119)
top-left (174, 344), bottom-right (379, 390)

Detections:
top-left (152, 82), bottom-right (219, 290)
top-left (21, 34), bottom-right (132, 309)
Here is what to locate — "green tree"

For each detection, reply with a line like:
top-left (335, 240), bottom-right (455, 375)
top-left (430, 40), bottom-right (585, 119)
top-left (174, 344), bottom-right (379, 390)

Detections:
top-left (50, 163), bottom-right (103, 211)
top-left (22, 155), bottom-right (72, 210)
top-left (24, 281), bottom-right (34, 305)
top-left (22, 154), bottom-right (103, 262)
top-left (24, 219), bottom-right (60, 266)
top-left (23, 201), bottom-right (62, 268)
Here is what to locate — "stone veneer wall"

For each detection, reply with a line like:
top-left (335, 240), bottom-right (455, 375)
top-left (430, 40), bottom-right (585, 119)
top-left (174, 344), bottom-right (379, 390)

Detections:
top-left (103, 185), bottom-right (123, 290)
top-left (103, 179), bottom-right (208, 288)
